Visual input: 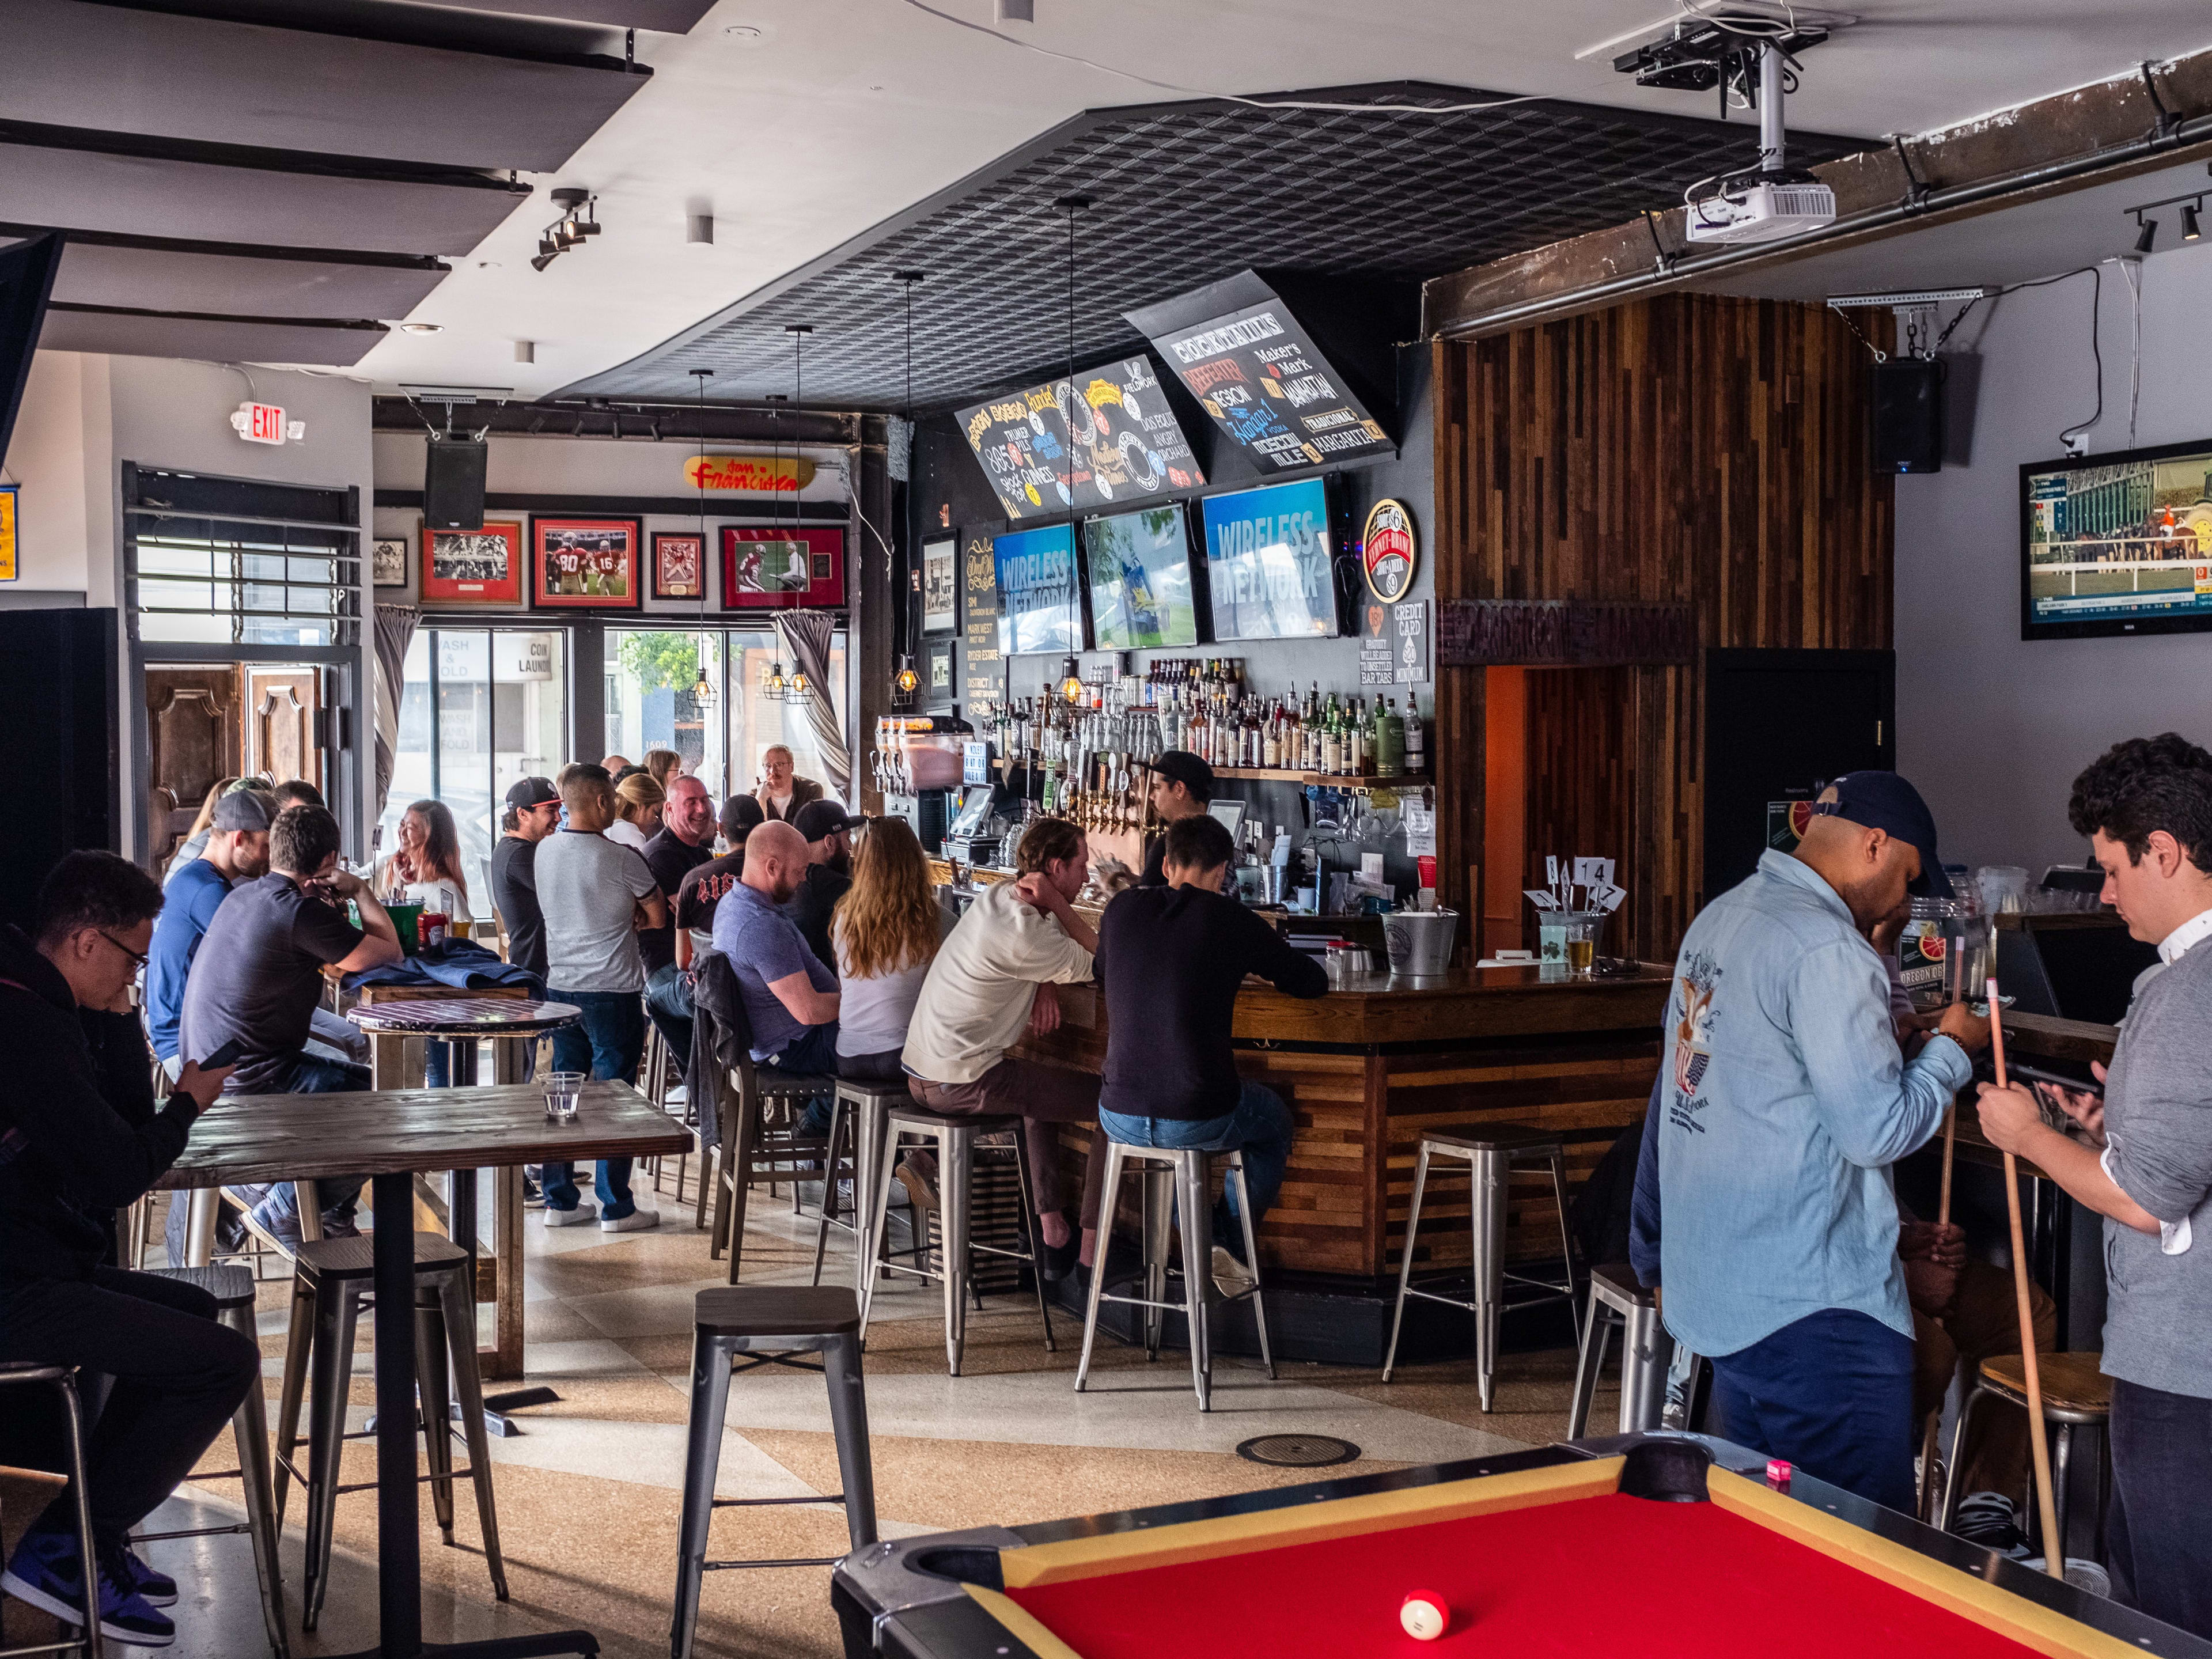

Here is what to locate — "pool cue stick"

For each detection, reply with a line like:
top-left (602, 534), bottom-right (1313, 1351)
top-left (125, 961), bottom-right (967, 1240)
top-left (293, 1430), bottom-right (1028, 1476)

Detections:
top-left (1939, 957), bottom-right (1960, 1226)
top-left (1988, 976), bottom-right (2065, 1579)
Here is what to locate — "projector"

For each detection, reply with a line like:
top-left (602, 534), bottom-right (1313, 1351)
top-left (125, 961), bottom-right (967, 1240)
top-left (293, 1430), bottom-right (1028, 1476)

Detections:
top-left (1683, 174), bottom-right (1836, 244)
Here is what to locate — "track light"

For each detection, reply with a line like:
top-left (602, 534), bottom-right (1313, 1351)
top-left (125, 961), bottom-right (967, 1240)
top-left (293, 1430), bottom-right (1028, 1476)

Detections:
top-left (2136, 217), bottom-right (2160, 255)
top-left (2186, 204), bottom-right (2203, 243)
top-left (530, 251), bottom-right (558, 273)
top-left (532, 187), bottom-right (601, 274)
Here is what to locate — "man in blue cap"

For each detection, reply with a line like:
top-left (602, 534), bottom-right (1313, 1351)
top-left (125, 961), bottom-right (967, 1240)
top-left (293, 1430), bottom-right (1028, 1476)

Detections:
top-left (1656, 770), bottom-right (1990, 1510)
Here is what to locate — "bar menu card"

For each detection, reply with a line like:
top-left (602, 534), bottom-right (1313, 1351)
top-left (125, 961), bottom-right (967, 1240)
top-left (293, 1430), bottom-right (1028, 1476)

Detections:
top-left (956, 357), bottom-right (1203, 523)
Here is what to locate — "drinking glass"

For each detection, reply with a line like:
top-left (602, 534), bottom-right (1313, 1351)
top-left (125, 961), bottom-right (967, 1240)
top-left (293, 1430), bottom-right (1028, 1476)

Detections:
top-left (544, 1070), bottom-right (584, 1122)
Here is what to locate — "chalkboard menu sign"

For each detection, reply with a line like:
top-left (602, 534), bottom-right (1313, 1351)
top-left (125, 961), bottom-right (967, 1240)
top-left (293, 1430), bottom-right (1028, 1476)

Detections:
top-left (956, 356), bottom-right (1204, 522)
top-left (1128, 273), bottom-right (1393, 472)
top-left (960, 532), bottom-right (1003, 711)
top-left (993, 522), bottom-right (1084, 657)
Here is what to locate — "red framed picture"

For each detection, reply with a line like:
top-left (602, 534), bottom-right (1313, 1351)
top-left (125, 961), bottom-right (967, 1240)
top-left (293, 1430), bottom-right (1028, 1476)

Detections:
top-left (421, 521), bottom-right (524, 607)
top-left (719, 525), bottom-right (845, 609)
top-left (533, 517), bottom-right (641, 609)
top-left (652, 531), bottom-right (705, 601)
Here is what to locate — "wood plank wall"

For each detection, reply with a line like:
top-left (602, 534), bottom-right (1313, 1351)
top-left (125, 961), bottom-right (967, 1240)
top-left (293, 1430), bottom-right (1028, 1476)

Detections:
top-left (1433, 293), bottom-right (1894, 963)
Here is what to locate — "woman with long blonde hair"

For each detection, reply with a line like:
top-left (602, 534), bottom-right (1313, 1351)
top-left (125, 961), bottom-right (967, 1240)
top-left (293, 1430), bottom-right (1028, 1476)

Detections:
top-left (607, 771), bottom-right (664, 851)
top-left (831, 817), bottom-right (942, 1081)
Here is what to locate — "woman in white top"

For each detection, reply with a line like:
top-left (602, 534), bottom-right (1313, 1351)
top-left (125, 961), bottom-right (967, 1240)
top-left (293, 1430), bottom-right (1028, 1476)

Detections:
top-left (605, 771), bottom-right (664, 852)
top-left (378, 798), bottom-right (473, 924)
top-left (832, 817), bottom-right (941, 1081)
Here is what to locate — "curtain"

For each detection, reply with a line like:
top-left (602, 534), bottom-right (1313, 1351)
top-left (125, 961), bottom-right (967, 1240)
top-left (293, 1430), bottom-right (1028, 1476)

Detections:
top-left (371, 602), bottom-right (420, 843)
top-left (773, 609), bottom-right (850, 804)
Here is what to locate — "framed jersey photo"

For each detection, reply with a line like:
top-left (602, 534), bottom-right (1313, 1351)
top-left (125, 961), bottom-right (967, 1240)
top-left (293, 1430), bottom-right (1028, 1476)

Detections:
top-left (533, 517), bottom-right (642, 609)
top-left (719, 525), bottom-right (845, 609)
top-left (422, 521), bottom-right (524, 606)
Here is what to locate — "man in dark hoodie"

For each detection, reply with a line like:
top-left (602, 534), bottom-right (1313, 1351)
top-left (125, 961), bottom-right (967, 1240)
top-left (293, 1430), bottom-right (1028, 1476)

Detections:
top-left (0, 851), bottom-right (259, 1649)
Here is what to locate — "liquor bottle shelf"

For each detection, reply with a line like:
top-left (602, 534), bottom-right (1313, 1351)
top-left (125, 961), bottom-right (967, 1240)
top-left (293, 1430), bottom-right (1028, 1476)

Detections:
top-left (993, 759), bottom-right (1424, 788)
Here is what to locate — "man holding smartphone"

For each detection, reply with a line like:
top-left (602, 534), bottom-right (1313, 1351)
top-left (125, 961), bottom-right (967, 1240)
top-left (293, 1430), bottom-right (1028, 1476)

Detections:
top-left (1979, 734), bottom-right (2212, 1638)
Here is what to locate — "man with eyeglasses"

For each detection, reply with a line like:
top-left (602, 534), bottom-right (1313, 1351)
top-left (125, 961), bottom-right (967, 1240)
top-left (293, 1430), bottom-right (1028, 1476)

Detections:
top-left (0, 851), bottom-right (258, 1649)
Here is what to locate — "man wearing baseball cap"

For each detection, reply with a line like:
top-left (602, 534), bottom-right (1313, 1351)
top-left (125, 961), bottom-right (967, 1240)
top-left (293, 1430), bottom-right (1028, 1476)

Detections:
top-left (1133, 751), bottom-right (1214, 888)
top-left (490, 777), bottom-right (561, 984)
top-left (1654, 769), bottom-right (1989, 1510)
top-left (790, 799), bottom-right (864, 972)
top-left (145, 788), bottom-right (272, 1080)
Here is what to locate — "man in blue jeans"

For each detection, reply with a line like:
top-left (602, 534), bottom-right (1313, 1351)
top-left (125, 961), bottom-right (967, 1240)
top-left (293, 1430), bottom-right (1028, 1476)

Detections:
top-left (1093, 814), bottom-right (1326, 1298)
top-left (533, 765), bottom-right (666, 1230)
top-left (1656, 771), bottom-right (1988, 1510)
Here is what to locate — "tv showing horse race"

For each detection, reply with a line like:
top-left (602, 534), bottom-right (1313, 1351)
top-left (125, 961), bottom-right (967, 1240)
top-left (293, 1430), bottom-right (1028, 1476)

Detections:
top-left (2023, 438), bottom-right (2212, 639)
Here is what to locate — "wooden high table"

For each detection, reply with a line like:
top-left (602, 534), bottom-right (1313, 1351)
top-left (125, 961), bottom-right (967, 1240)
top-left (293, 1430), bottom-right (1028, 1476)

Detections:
top-left (157, 1080), bottom-right (691, 1659)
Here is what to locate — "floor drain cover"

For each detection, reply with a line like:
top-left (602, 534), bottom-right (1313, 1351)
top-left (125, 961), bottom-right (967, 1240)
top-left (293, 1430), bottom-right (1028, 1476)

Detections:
top-left (1236, 1433), bottom-right (1361, 1468)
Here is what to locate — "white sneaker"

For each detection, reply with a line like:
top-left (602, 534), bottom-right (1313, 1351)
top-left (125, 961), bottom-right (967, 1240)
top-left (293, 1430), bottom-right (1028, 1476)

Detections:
top-left (1211, 1244), bottom-right (1256, 1300)
top-left (601, 1206), bottom-right (661, 1233)
top-left (543, 1201), bottom-right (599, 1228)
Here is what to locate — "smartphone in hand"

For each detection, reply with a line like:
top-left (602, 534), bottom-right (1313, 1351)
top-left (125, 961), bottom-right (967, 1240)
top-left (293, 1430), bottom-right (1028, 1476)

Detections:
top-left (196, 1036), bottom-right (246, 1070)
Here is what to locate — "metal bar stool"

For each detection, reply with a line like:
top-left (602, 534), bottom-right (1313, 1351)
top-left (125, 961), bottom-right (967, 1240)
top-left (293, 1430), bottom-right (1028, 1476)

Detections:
top-left (0, 1362), bottom-right (100, 1659)
top-left (671, 1287), bottom-right (876, 1659)
top-left (813, 1078), bottom-right (908, 1289)
top-left (1075, 1141), bottom-right (1274, 1414)
top-left (137, 1264), bottom-right (289, 1658)
top-left (1565, 1263), bottom-right (1672, 1439)
top-left (1941, 1350), bottom-right (2112, 1562)
top-left (706, 1052), bottom-right (839, 1280)
top-left (270, 1232), bottom-right (508, 1630)
top-left (642, 1012), bottom-right (693, 1206)
top-left (857, 1104), bottom-right (1054, 1374)
top-left (1381, 1122), bottom-right (1581, 1409)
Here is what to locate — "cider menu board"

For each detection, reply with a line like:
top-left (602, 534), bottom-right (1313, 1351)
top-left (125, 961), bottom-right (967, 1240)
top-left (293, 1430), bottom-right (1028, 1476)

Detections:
top-left (956, 356), bottom-right (1204, 522)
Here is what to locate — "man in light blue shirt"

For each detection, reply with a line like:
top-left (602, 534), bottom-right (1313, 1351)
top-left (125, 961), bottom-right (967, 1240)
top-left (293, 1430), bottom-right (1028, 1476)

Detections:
top-left (1658, 771), bottom-right (1987, 1510)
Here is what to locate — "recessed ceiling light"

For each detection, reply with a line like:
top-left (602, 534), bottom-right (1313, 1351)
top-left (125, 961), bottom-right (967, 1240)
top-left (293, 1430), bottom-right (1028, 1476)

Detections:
top-left (724, 23), bottom-right (762, 36)
top-left (476, 260), bottom-right (501, 269)
top-left (400, 322), bottom-right (443, 334)
top-left (868, 84), bottom-right (884, 91)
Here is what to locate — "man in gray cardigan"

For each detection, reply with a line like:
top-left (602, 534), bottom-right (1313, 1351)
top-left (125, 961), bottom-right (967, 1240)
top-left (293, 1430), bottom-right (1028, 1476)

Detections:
top-left (1979, 733), bottom-right (2212, 1639)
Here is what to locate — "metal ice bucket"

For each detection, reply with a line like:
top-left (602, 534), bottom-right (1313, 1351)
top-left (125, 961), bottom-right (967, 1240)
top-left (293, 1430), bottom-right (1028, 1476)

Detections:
top-left (1382, 907), bottom-right (1459, 977)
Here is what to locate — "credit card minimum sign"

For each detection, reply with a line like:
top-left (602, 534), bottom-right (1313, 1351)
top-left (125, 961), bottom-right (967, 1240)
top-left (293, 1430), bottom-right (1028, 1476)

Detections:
top-left (956, 358), bottom-right (1203, 522)
top-left (1149, 300), bottom-right (1392, 471)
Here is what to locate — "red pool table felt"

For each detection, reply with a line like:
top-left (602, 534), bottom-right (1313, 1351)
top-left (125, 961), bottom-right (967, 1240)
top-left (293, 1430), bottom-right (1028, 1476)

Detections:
top-left (1006, 1490), bottom-right (2051, 1658)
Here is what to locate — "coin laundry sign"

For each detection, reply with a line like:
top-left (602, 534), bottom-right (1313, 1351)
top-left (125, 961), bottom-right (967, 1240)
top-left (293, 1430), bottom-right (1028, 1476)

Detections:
top-left (681, 454), bottom-right (816, 493)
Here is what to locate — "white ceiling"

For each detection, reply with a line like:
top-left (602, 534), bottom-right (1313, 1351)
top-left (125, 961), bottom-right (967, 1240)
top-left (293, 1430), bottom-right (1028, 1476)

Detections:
top-left (353, 0), bottom-right (2212, 399)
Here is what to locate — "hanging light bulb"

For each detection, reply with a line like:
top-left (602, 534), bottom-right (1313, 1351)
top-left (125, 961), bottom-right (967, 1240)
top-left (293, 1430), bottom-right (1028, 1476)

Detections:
top-left (691, 660), bottom-right (715, 709)
top-left (764, 660), bottom-right (787, 700)
top-left (1059, 654), bottom-right (1085, 705)
top-left (789, 667), bottom-right (809, 703)
top-left (894, 654), bottom-right (919, 695)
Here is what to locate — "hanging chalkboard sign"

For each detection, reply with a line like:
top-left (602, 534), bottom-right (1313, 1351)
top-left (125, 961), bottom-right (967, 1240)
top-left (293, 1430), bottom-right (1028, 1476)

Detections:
top-left (955, 356), bottom-right (1203, 522)
top-left (960, 531), bottom-right (1004, 711)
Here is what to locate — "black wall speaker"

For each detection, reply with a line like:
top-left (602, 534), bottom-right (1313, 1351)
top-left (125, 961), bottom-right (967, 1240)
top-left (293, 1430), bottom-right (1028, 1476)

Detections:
top-left (423, 437), bottom-right (488, 530)
top-left (1870, 357), bottom-right (1944, 475)
top-left (0, 608), bottom-right (119, 929)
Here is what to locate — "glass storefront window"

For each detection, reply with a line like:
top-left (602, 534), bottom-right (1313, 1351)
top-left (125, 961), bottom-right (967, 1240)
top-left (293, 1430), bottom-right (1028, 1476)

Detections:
top-left (604, 628), bottom-right (846, 807)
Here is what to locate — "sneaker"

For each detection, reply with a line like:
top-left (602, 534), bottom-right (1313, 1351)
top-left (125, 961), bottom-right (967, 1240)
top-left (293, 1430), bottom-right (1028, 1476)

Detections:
top-left (895, 1153), bottom-right (938, 1215)
top-left (121, 1547), bottom-right (176, 1608)
top-left (600, 1206), bottom-right (660, 1233)
top-left (521, 1174), bottom-right (546, 1210)
top-left (542, 1200), bottom-right (599, 1228)
top-left (1, 1529), bottom-right (175, 1648)
top-left (244, 1196), bottom-right (303, 1253)
top-left (1210, 1243), bottom-right (1256, 1301)
top-left (1952, 1491), bottom-right (2029, 1558)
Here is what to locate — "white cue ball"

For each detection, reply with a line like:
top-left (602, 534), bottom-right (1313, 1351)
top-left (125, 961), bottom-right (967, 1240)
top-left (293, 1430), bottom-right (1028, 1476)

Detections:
top-left (1400, 1591), bottom-right (1448, 1641)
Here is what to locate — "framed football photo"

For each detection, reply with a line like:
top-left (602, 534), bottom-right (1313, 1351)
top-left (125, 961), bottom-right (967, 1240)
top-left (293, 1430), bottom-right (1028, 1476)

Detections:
top-left (652, 531), bottom-right (706, 601)
top-left (422, 521), bottom-right (524, 606)
top-left (719, 526), bottom-right (845, 609)
top-left (533, 518), bottom-right (642, 609)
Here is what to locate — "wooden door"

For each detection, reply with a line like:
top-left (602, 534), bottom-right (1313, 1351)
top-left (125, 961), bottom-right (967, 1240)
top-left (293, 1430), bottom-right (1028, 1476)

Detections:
top-left (247, 668), bottom-right (321, 791)
top-left (145, 667), bottom-right (241, 839)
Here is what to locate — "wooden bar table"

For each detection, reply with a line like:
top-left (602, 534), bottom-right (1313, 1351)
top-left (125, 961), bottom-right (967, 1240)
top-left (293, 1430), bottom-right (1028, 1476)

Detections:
top-left (157, 1080), bottom-right (691, 1659)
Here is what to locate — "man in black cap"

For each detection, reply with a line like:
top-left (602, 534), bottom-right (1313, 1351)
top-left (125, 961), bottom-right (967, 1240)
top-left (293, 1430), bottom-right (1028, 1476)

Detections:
top-left (1652, 770), bottom-right (1989, 1512)
top-left (789, 798), bottom-right (863, 973)
top-left (1134, 751), bottom-right (1214, 888)
top-left (489, 775), bottom-right (560, 983)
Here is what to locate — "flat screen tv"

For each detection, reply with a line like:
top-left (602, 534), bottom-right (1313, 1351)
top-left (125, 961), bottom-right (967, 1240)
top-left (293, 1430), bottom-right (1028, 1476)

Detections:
top-left (1199, 477), bottom-right (1339, 642)
top-left (1083, 502), bottom-right (1198, 650)
top-left (993, 522), bottom-right (1084, 658)
top-left (2022, 438), bottom-right (2212, 639)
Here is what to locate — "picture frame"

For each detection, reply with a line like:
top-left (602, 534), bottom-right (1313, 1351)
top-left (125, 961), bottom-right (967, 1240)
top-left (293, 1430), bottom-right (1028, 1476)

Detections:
top-left (533, 517), bottom-right (642, 609)
top-left (372, 536), bottom-right (410, 588)
top-left (719, 525), bottom-right (846, 609)
top-left (925, 637), bottom-right (955, 704)
top-left (652, 531), bottom-right (706, 601)
top-left (921, 535), bottom-right (957, 633)
top-left (421, 521), bottom-right (525, 607)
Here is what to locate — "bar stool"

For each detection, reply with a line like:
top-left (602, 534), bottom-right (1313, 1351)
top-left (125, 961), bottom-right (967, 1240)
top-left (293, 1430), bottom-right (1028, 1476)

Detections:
top-left (1075, 1141), bottom-right (1274, 1413)
top-left (270, 1232), bottom-right (509, 1630)
top-left (139, 1264), bottom-right (290, 1658)
top-left (1381, 1123), bottom-right (1581, 1410)
top-left (1565, 1263), bottom-right (1671, 1439)
top-left (857, 1104), bottom-right (1054, 1374)
top-left (813, 1077), bottom-right (910, 1290)
top-left (1942, 1351), bottom-right (2113, 1561)
top-left (706, 1051), bottom-right (839, 1279)
top-left (0, 1362), bottom-right (99, 1659)
top-left (671, 1287), bottom-right (876, 1659)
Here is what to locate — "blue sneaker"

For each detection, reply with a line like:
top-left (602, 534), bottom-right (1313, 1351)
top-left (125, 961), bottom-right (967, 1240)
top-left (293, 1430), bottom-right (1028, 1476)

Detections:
top-left (0, 1528), bottom-right (175, 1647)
top-left (122, 1547), bottom-right (177, 1608)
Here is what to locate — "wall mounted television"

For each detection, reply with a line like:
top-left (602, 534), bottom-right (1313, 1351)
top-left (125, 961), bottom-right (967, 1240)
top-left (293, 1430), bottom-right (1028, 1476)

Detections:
top-left (2022, 438), bottom-right (2212, 639)
top-left (992, 522), bottom-right (1084, 657)
top-left (1083, 502), bottom-right (1199, 650)
top-left (1199, 476), bottom-right (1339, 641)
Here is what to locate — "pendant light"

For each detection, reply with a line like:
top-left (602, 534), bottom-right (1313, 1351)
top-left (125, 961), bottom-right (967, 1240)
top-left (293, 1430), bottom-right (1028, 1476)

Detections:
top-left (688, 368), bottom-right (716, 710)
top-left (1058, 654), bottom-right (1085, 705)
top-left (777, 322), bottom-right (813, 705)
top-left (892, 270), bottom-right (926, 703)
top-left (1051, 199), bottom-right (1088, 706)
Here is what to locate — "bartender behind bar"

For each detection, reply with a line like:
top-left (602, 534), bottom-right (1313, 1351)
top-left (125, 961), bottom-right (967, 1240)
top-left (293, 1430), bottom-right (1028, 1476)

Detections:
top-left (1132, 751), bottom-right (1214, 887)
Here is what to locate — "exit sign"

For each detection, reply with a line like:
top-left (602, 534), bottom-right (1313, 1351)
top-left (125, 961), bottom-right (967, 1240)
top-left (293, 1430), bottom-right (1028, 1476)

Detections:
top-left (230, 402), bottom-right (304, 445)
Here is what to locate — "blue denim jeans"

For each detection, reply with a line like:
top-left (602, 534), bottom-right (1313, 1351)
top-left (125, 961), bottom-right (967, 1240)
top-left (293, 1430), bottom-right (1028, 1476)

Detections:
top-left (644, 963), bottom-right (695, 1081)
top-left (172, 1053), bottom-right (370, 1262)
top-left (760, 1020), bottom-right (839, 1137)
top-left (541, 989), bottom-right (646, 1218)
top-left (1097, 1080), bottom-right (1293, 1258)
top-left (1709, 1308), bottom-right (1916, 1513)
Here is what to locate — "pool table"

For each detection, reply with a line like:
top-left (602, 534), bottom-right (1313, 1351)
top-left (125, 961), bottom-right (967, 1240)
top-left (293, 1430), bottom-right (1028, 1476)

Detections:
top-left (831, 1435), bottom-right (2212, 1659)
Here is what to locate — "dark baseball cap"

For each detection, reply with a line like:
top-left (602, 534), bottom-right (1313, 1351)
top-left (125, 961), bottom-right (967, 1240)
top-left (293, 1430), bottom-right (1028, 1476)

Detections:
top-left (505, 776), bottom-right (559, 811)
top-left (793, 800), bottom-right (865, 843)
top-left (1814, 772), bottom-right (1953, 898)
top-left (721, 793), bottom-right (765, 842)
top-left (210, 790), bottom-right (274, 832)
top-left (1134, 749), bottom-right (1214, 802)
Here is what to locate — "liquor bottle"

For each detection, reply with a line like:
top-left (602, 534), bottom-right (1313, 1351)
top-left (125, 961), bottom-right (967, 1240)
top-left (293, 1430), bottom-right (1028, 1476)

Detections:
top-left (1403, 692), bottom-right (1426, 774)
top-left (1262, 703), bottom-right (1282, 770)
top-left (1319, 695), bottom-right (1342, 776)
top-left (1377, 697), bottom-right (1405, 776)
top-left (1347, 695), bottom-right (1368, 775)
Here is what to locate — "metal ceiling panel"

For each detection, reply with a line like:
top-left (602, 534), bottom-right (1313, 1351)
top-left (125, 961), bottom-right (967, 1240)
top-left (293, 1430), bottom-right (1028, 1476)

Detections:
top-left (562, 82), bottom-right (1867, 410)
top-left (0, 139), bottom-right (528, 256)
top-left (429, 0), bottom-right (713, 29)
top-left (41, 240), bottom-right (447, 318)
top-left (37, 304), bottom-right (387, 365)
top-left (0, 0), bottom-right (650, 173)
